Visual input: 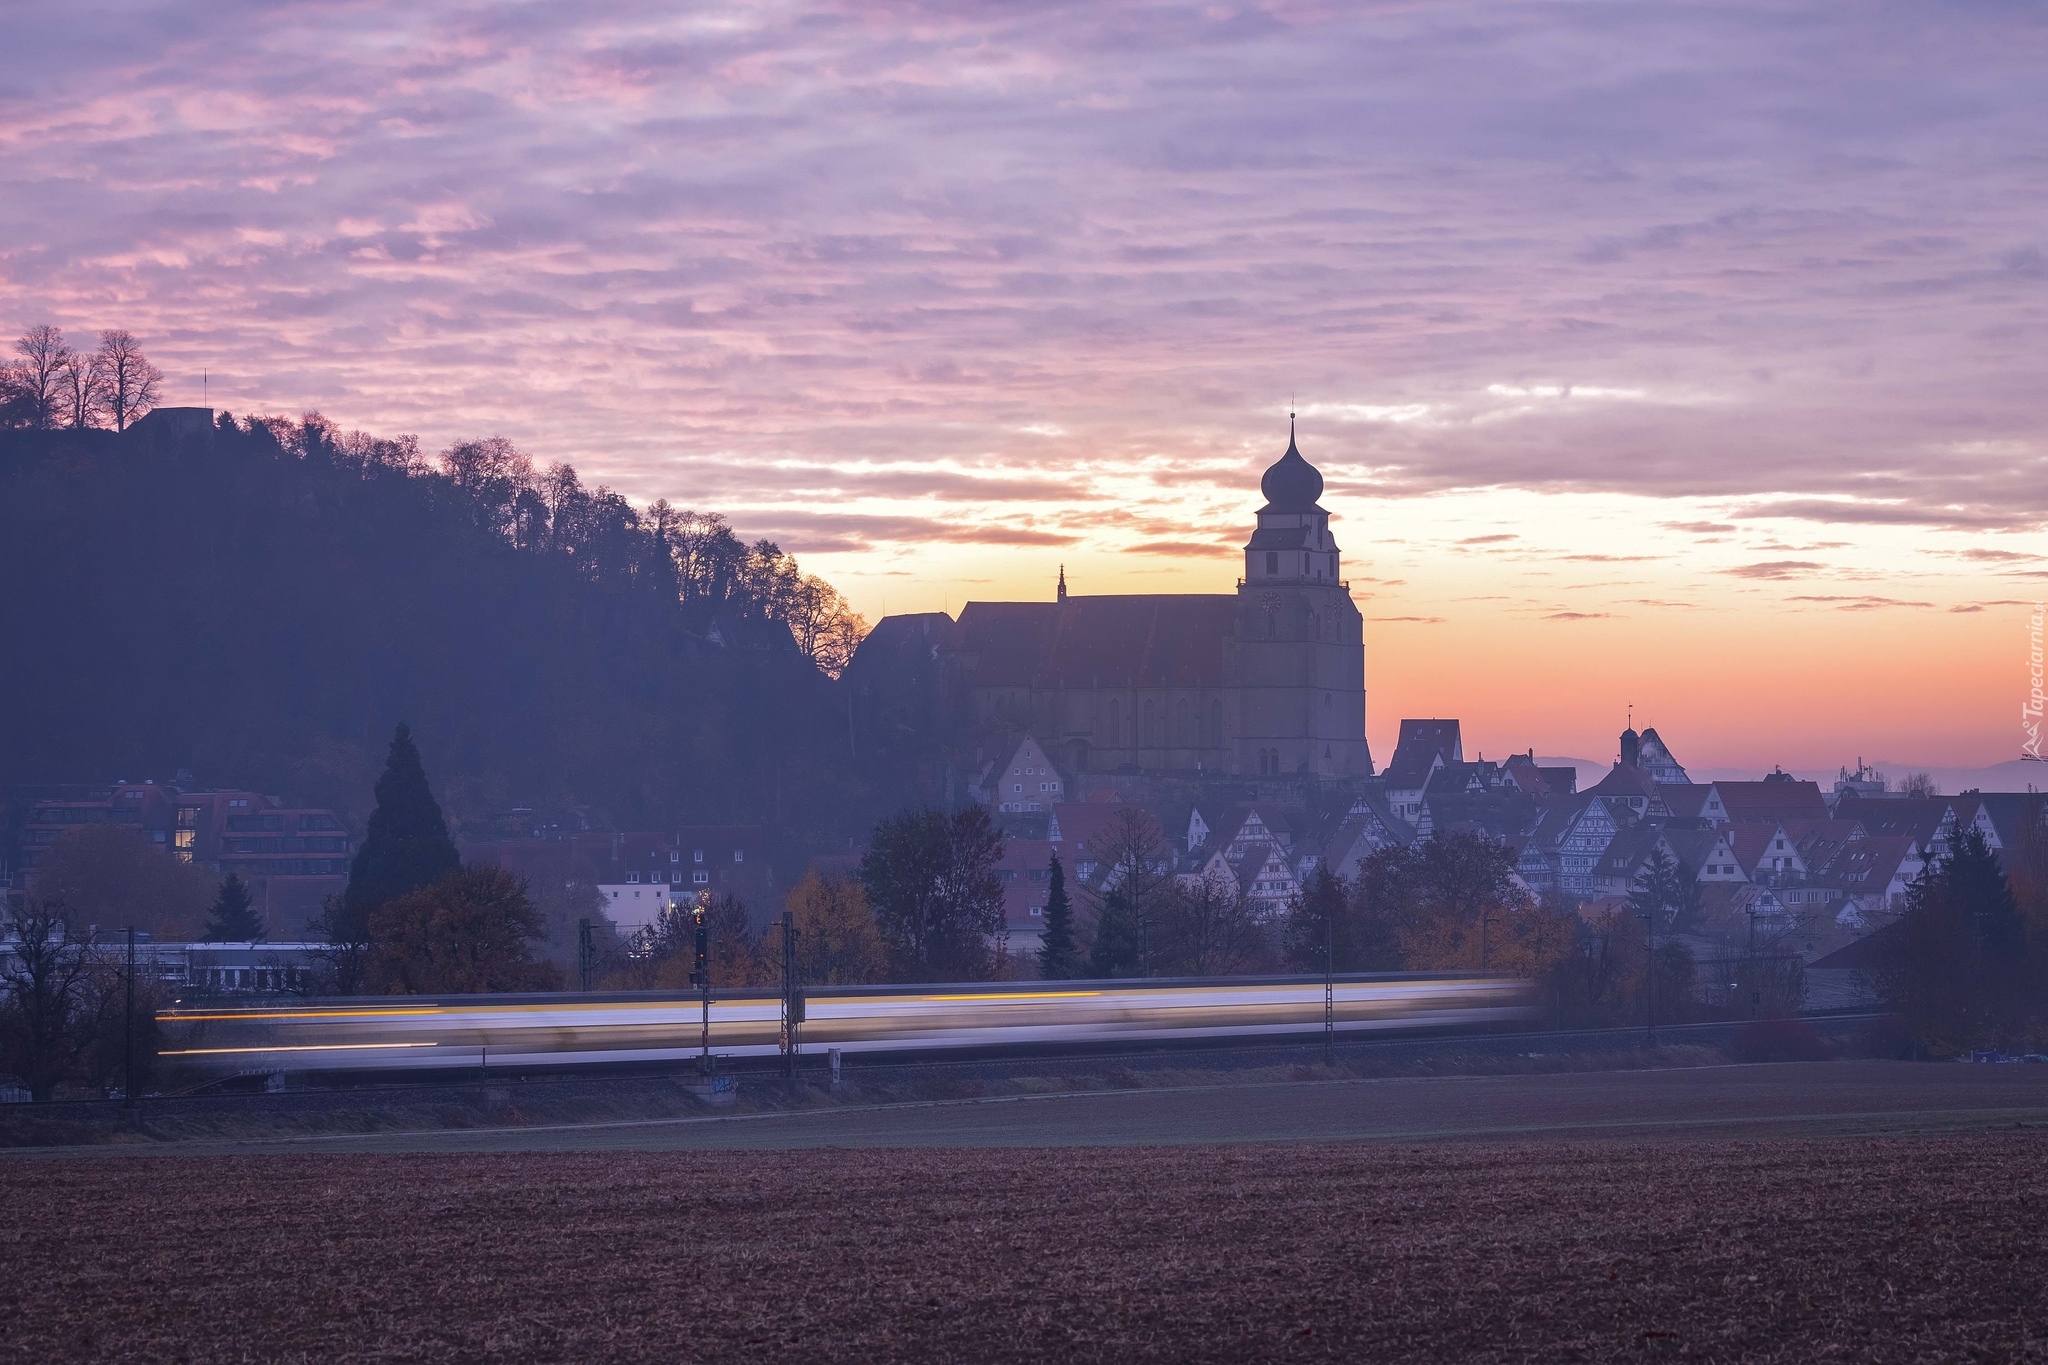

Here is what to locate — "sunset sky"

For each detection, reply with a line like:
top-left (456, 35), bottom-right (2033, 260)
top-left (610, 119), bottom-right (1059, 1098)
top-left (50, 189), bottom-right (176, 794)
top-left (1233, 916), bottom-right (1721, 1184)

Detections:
top-left (5, 1), bottom-right (2044, 773)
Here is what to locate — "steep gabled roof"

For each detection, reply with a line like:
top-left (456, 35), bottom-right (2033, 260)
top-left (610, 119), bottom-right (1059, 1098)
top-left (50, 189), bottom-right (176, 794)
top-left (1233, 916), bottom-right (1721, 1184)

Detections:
top-left (1593, 822), bottom-right (1669, 886)
top-left (1429, 761), bottom-right (1495, 795)
top-left (1658, 784), bottom-right (1712, 820)
top-left (1659, 827), bottom-right (1723, 878)
top-left (1822, 834), bottom-right (1922, 893)
top-left (1524, 803), bottom-right (1579, 853)
top-left (1500, 759), bottom-right (1551, 797)
top-left (1636, 727), bottom-right (1689, 783)
top-left (1726, 824), bottom-right (1783, 874)
top-left (841, 610), bottom-right (959, 693)
top-left (1829, 796), bottom-right (1954, 849)
top-left (1383, 748), bottom-right (1444, 793)
top-left (1391, 718), bottom-right (1463, 771)
top-left (1780, 818), bottom-right (1864, 877)
top-left (1417, 791), bottom-right (1541, 842)
top-left (1968, 792), bottom-right (2046, 854)
top-left (955, 594), bottom-right (1239, 689)
top-left (1714, 778), bottom-right (1829, 824)
top-left (1586, 764), bottom-right (1660, 803)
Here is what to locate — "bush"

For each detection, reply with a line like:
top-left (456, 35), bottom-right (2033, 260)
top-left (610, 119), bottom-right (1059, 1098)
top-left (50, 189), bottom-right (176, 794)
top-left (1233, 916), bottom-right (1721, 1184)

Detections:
top-left (1725, 1017), bottom-right (1835, 1064)
top-left (1854, 1013), bottom-right (1916, 1060)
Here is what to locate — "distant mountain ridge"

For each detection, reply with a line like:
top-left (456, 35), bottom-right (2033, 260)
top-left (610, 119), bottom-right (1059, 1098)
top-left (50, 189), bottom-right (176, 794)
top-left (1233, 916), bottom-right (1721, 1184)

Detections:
top-left (1539, 754), bottom-right (2044, 796)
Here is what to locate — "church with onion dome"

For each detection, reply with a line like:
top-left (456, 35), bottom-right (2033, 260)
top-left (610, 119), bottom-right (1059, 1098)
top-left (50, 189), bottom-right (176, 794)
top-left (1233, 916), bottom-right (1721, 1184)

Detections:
top-left (843, 422), bottom-right (1373, 781)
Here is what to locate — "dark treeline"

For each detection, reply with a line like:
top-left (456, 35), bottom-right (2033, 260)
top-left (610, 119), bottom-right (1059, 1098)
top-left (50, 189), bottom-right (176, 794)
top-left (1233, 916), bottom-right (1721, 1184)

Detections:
top-left (1033, 821), bottom-right (1725, 1032)
top-left (1876, 818), bottom-right (2048, 1055)
top-left (0, 407), bottom-right (882, 846)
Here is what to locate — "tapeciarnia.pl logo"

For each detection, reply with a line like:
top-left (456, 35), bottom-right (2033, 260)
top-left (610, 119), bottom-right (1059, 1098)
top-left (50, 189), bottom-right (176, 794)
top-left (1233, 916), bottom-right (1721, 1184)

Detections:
top-left (2026, 601), bottom-right (2046, 761)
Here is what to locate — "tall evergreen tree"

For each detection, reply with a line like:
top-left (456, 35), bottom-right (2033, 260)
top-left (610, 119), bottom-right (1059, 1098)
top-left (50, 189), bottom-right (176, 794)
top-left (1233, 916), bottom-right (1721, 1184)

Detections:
top-left (341, 724), bottom-right (460, 935)
top-left (1947, 825), bottom-right (2025, 960)
top-left (203, 873), bottom-right (265, 942)
top-left (1086, 885), bottom-right (1144, 978)
top-left (1879, 825), bottom-right (2031, 1052)
top-left (1037, 852), bottom-right (1081, 979)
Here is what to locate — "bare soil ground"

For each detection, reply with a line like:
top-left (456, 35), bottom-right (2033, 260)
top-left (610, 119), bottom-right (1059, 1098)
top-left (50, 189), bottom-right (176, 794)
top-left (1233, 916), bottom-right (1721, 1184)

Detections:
top-left (2, 1039), bottom-right (1752, 1149)
top-left (11, 1058), bottom-right (2048, 1154)
top-left (3, 1132), bottom-right (2045, 1362)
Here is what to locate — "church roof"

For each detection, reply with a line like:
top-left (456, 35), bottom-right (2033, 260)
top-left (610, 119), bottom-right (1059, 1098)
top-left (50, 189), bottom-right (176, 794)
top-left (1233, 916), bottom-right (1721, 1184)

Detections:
top-left (1260, 424), bottom-right (1325, 512)
top-left (955, 594), bottom-right (1239, 688)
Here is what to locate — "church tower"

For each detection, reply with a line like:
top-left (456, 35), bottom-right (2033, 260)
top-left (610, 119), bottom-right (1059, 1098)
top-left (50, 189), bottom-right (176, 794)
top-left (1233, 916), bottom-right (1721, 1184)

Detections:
top-left (1234, 420), bottom-right (1370, 778)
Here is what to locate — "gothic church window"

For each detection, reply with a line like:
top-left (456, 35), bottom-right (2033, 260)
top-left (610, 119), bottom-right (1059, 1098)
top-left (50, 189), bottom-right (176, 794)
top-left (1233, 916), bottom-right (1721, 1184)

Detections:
top-left (1265, 551), bottom-right (1278, 575)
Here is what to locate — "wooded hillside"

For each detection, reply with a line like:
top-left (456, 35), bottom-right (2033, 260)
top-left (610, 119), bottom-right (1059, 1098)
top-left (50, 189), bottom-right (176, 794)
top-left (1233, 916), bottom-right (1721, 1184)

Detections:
top-left (0, 412), bottom-right (885, 846)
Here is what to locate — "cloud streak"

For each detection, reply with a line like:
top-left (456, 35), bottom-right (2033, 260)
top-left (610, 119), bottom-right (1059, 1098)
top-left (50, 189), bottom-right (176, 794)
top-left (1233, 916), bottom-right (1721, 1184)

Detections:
top-left (0, 1), bottom-right (2042, 534)
top-left (0, 1), bottom-right (2043, 772)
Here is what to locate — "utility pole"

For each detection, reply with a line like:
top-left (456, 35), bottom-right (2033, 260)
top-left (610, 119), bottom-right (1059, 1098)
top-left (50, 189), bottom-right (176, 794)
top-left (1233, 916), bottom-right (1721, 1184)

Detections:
top-left (123, 926), bottom-right (138, 1108)
top-left (1745, 906), bottom-right (1759, 1019)
top-left (1641, 901), bottom-right (1658, 1047)
top-left (1323, 907), bottom-right (1335, 1065)
top-left (577, 917), bottom-right (593, 993)
top-left (779, 909), bottom-right (804, 1079)
top-left (690, 891), bottom-right (712, 1074)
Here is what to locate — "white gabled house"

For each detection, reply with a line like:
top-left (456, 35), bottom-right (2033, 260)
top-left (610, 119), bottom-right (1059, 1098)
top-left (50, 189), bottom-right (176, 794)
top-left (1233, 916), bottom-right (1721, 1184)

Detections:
top-left (1322, 792), bottom-right (1414, 880)
top-left (980, 735), bottom-right (1067, 814)
top-left (1557, 798), bottom-right (1634, 898)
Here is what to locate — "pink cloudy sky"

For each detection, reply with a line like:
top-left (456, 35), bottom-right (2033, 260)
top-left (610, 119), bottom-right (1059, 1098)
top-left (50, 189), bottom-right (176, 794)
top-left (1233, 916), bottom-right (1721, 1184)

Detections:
top-left (5, 1), bottom-right (2045, 773)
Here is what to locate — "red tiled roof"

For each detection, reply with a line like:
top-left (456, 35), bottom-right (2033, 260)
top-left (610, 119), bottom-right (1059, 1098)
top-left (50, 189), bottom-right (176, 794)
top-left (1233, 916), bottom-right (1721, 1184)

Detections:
top-left (1050, 801), bottom-right (1164, 857)
top-left (1585, 764), bottom-right (1658, 801)
top-left (1658, 784), bottom-right (1711, 819)
top-left (1726, 824), bottom-right (1781, 871)
top-left (1823, 834), bottom-right (1919, 891)
top-left (1713, 779), bottom-right (1828, 823)
top-left (1391, 719), bottom-right (1462, 769)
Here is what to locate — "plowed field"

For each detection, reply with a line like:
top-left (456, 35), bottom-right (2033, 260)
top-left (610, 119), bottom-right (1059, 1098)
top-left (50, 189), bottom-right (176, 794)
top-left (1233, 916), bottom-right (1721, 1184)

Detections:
top-left (4, 1134), bottom-right (2043, 1362)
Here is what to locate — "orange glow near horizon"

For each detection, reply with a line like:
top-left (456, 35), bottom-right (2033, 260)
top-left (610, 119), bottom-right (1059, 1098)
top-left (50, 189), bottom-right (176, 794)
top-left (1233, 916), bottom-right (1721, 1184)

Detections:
top-left (799, 480), bottom-right (2039, 776)
top-left (5, 1), bottom-right (2043, 778)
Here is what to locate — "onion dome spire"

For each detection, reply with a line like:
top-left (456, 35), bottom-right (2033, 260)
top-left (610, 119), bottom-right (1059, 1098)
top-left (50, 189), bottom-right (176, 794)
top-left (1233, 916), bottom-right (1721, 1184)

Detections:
top-left (1259, 411), bottom-right (1325, 512)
